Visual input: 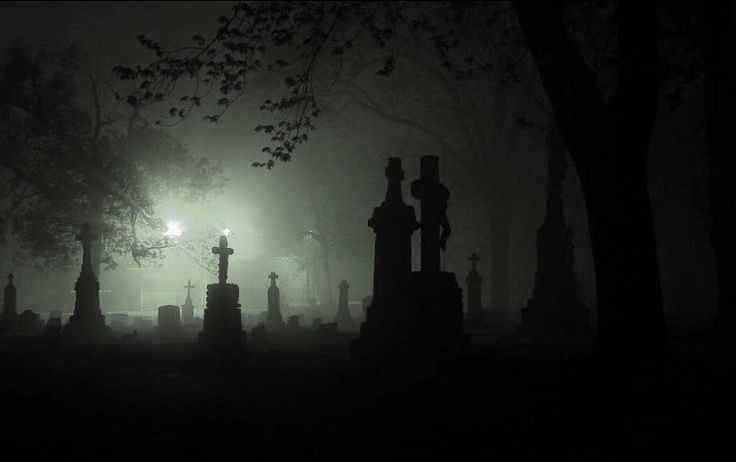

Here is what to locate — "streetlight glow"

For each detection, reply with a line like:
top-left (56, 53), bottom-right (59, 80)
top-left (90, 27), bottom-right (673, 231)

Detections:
top-left (165, 220), bottom-right (183, 237)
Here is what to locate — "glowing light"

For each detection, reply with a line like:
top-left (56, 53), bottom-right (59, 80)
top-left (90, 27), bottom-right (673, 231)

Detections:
top-left (164, 221), bottom-right (183, 237)
top-left (223, 228), bottom-right (231, 236)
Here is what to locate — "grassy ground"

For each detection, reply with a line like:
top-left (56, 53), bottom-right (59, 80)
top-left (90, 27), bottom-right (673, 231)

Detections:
top-left (0, 329), bottom-right (734, 460)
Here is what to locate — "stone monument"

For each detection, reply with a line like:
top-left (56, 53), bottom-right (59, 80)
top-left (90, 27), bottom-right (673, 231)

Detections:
top-left (265, 272), bottom-right (285, 332)
top-left (181, 280), bottom-right (195, 325)
top-left (198, 235), bottom-right (246, 350)
top-left (0, 274), bottom-right (18, 331)
top-left (334, 279), bottom-right (355, 330)
top-left (157, 305), bottom-right (181, 339)
top-left (520, 124), bottom-right (590, 337)
top-left (62, 223), bottom-right (108, 341)
top-left (464, 253), bottom-right (489, 330)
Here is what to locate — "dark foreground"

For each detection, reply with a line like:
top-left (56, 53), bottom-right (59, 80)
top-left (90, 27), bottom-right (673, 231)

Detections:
top-left (0, 328), bottom-right (734, 461)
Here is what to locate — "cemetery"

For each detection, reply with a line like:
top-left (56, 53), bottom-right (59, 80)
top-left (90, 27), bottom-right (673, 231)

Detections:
top-left (1, 2), bottom-right (735, 460)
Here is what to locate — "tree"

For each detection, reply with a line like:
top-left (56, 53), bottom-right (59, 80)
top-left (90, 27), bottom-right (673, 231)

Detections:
top-left (0, 45), bottom-right (223, 275)
top-left (514, 2), bottom-right (668, 362)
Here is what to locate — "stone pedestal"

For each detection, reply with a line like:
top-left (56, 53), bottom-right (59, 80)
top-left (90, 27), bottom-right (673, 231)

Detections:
top-left (464, 262), bottom-right (488, 331)
top-left (334, 280), bottom-right (355, 330)
top-left (265, 276), bottom-right (285, 332)
top-left (198, 283), bottom-right (245, 349)
top-left (63, 268), bottom-right (108, 341)
top-left (0, 274), bottom-right (18, 332)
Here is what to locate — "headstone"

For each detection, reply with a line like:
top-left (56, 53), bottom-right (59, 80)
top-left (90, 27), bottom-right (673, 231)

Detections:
top-left (286, 315), bottom-right (300, 331)
top-left (520, 124), bottom-right (590, 337)
top-left (251, 324), bottom-right (267, 343)
top-left (62, 223), bottom-right (109, 341)
top-left (0, 274), bottom-right (18, 331)
top-left (265, 272), bottom-right (285, 332)
top-left (464, 253), bottom-right (489, 330)
top-left (352, 156), bottom-right (465, 359)
top-left (361, 295), bottom-right (373, 323)
top-left (334, 280), bottom-right (355, 330)
top-left (157, 305), bottom-right (181, 339)
top-left (316, 322), bottom-right (338, 336)
top-left (311, 318), bottom-right (323, 330)
top-left (181, 279), bottom-right (195, 325)
top-left (44, 317), bottom-right (62, 336)
top-left (198, 235), bottom-right (246, 350)
top-left (18, 309), bottom-right (42, 332)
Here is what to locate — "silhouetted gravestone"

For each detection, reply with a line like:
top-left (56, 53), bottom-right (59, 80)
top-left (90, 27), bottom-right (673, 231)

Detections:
top-left (0, 274), bottom-right (18, 331)
top-left (251, 324), bottom-right (267, 343)
top-left (361, 295), bottom-right (373, 323)
top-left (198, 235), bottom-right (246, 350)
top-left (464, 253), bottom-right (489, 330)
top-left (18, 310), bottom-right (42, 332)
top-left (352, 156), bottom-right (465, 359)
top-left (334, 280), bottom-right (355, 330)
top-left (157, 305), bottom-right (181, 339)
top-left (316, 322), bottom-right (338, 336)
top-left (44, 317), bottom-right (62, 336)
top-left (287, 315), bottom-right (300, 331)
top-left (520, 125), bottom-right (590, 337)
top-left (63, 223), bottom-right (108, 341)
top-left (48, 311), bottom-right (62, 322)
top-left (181, 280), bottom-right (195, 325)
top-left (311, 318), bottom-right (322, 330)
top-left (265, 272), bottom-right (285, 332)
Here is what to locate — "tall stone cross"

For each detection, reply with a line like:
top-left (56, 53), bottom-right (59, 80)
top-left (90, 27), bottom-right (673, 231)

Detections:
top-left (269, 272), bottom-right (279, 286)
top-left (212, 235), bottom-right (234, 285)
top-left (469, 253), bottom-right (480, 272)
top-left (184, 279), bottom-right (194, 299)
top-left (411, 155), bottom-right (451, 273)
top-left (76, 223), bottom-right (98, 273)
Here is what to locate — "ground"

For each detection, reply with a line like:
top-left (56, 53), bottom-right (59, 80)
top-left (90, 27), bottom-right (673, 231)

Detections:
top-left (0, 327), bottom-right (734, 460)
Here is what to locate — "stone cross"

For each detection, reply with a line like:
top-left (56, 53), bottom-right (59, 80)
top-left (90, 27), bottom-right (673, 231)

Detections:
top-left (411, 156), bottom-right (451, 273)
top-left (269, 272), bottom-right (279, 286)
top-left (212, 235), bottom-right (234, 285)
top-left (184, 279), bottom-right (194, 298)
top-left (76, 223), bottom-right (98, 272)
top-left (469, 253), bottom-right (480, 272)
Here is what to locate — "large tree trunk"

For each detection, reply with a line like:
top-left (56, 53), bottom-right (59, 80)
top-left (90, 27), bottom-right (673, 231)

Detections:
top-left (514, 2), bottom-right (668, 363)
top-left (703, 2), bottom-right (736, 333)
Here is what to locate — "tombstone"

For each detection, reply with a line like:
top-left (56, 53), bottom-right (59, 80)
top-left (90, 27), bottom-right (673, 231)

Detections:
top-left (44, 317), bottom-right (62, 336)
top-left (181, 280), bottom-right (195, 325)
top-left (334, 280), bottom-right (355, 330)
top-left (62, 223), bottom-right (109, 341)
top-left (251, 324), bottom-right (267, 343)
top-left (157, 305), bottom-right (181, 339)
top-left (464, 253), bottom-right (489, 330)
top-left (109, 313), bottom-right (130, 329)
top-left (198, 235), bottom-right (246, 350)
top-left (0, 274), bottom-right (19, 331)
top-left (311, 318), bottom-right (323, 330)
top-left (520, 124), bottom-right (590, 337)
top-left (18, 310), bottom-right (42, 332)
top-left (316, 322), bottom-right (338, 336)
top-left (265, 272), bottom-right (285, 332)
top-left (361, 295), bottom-right (373, 323)
top-left (48, 310), bottom-right (63, 323)
top-left (287, 315), bottom-right (300, 331)
top-left (352, 156), bottom-right (465, 359)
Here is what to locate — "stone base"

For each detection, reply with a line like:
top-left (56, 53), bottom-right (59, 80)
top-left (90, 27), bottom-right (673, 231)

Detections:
top-left (62, 314), bottom-right (109, 342)
top-left (198, 283), bottom-right (246, 351)
top-left (351, 271), bottom-right (468, 360)
top-left (520, 296), bottom-right (591, 338)
top-left (265, 311), bottom-right (285, 332)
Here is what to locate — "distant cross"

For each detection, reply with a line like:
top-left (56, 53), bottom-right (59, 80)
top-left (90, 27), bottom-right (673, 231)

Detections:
top-left (184, 279), bottom-right (194, 298)
top-left (7, 273), bottom-right (13, 285)
top-left (268, 272), bottom-right (279, 286)
top-left (76, 223), bottom-right (99, 272)
top-left (469, 253), bottom-right (480, 272)
top-left (212, 235), bottom-right (234, 285)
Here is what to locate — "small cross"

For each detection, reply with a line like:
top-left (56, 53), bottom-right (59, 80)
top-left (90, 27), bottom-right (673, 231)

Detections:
top-left (212, 235), bottom-right (234, 285)
top-left (7, 273), bottom-right (13, 285)
top-left (184, 279), bottom-right (194, 297)
top-left (268, 272), bottom-right (278, 286)
top-left (469, 253), bottom-right (480, 272)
